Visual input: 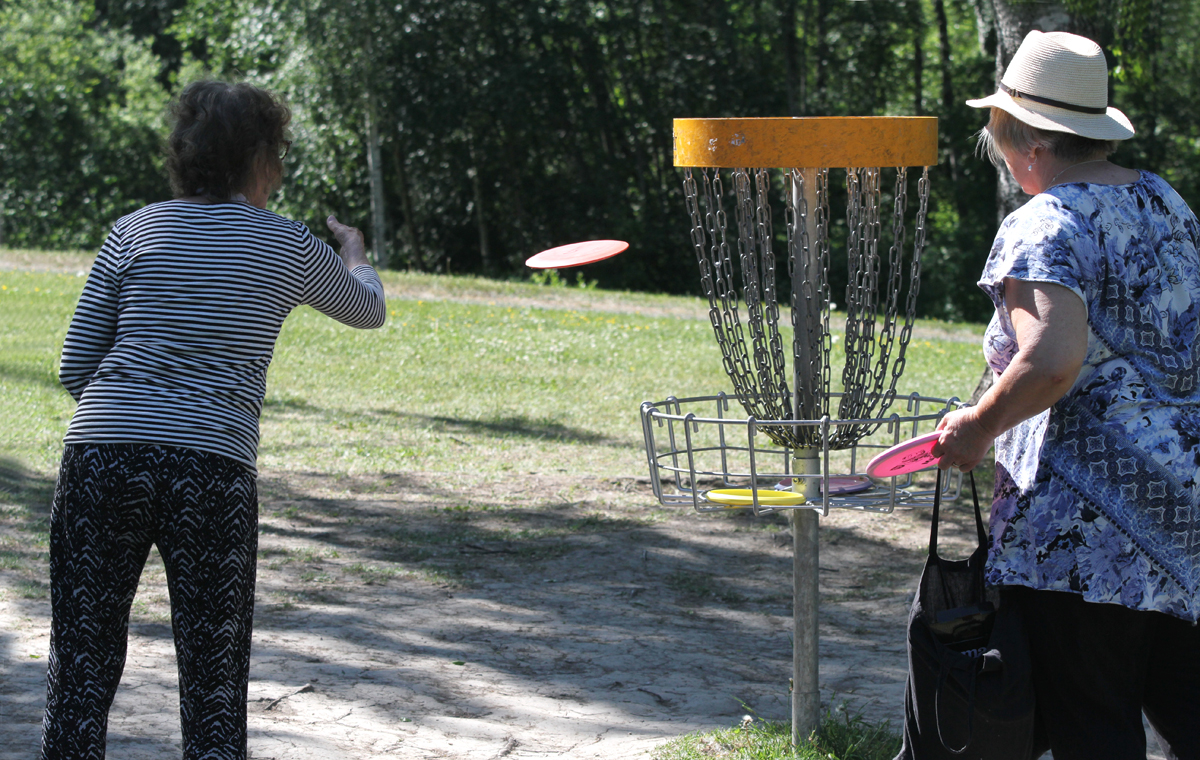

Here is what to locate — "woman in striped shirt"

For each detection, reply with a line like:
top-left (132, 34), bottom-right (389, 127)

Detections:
top-left (40, 81), bottom-right (386, 760)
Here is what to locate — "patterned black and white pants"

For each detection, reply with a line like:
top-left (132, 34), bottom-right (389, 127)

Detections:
top-left (40, 443), bottom-right (258, 760)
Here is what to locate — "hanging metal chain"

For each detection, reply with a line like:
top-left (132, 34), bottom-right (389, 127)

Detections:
top-left (816, 168), bottom-right (833, 419)
top-left (735, 169), bottom-right (791, 431)
top-left (837, 168), bottom-right (885, 440)
top-left (685, 168), bottom-right (793, 447)
top-left (886, 167), bottom-right (931, 396)
top-left (685, 169), bottom-right (761, 409)
top-left (756, 169), bottom-right (791, 417)
top-left (784, 168), bottom-right (833, 449)
top-left (784, 170), bottom-right (812, 448)
top-left (683, 164), bottom-right (931, 451)
top-left (866, 167), bottom-right (910, 421)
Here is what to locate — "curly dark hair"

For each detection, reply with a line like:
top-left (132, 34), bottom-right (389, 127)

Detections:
top-left (165, 80), bottom-right (291, 200)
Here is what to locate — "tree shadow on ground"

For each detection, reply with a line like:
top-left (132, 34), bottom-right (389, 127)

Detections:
top-left (0, 360), bottom-right (62, 391)
top-left (386, 411), bottom-right (625, 447)
top-left (3, 469), bottom-right (965, 752)
top-left (0, 457), bottom-right (54, 601)
top-left (263, 395), bottom-right (628, 447)
top-left (242, 473), bottom-right (937, 721)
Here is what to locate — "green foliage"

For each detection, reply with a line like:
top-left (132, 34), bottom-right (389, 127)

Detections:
top-left (166, 0), bottom-right (1007, 316)
top-left (3, 0), bottom-right (1198, 320)
top-left (653, 709), bottom-right (901, 760)
top-left (1107, 0), bottom-right (1200, 208)
top-left (528, 268), bottom-right (597, 289)
top-left (0, 0), bottom-right (173, 248)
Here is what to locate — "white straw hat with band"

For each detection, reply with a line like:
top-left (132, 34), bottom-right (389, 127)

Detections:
top-left (966, 30), bottom-right (1134, 141)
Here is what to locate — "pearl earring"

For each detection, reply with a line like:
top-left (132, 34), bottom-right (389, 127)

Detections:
top-left (1027, 164), bottom-right (1033, 171)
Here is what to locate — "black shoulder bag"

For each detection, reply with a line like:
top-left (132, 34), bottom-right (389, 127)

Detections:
top-left (895, 470), bottom-right (1039, 760)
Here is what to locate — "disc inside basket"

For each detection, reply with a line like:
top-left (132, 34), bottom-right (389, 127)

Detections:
top-left (704, 488), bottom-right (806, 507)
top-left (776, 476), bottom-right (874, 495)
top-left (826, 475), bottom-right (873, 495)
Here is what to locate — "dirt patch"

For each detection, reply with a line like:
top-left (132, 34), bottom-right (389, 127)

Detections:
top-left (1, 469), bottom-right (995, 759)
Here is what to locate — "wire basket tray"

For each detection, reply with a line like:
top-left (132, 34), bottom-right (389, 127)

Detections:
top-left (640, 391), bottom-right (965, 516)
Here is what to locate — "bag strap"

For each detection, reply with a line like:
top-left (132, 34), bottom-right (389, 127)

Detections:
top-left (935, 657), bottom-right (978, 755)
top-left (927, 469), bottom-right (986, 559)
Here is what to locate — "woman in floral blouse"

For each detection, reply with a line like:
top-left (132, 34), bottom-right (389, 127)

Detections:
top-left (933, 30), bottom-right (1200, 759)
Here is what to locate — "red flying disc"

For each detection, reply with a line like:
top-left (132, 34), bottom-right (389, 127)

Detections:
top-left (865, 431), bottom-right (942, 478)
top-left (525, 240), bottom-right (629, 269)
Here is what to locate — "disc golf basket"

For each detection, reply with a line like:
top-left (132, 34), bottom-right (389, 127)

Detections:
top-left (639, 117), bottom-right (966, 743)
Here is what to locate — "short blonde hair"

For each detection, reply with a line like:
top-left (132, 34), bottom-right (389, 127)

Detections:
top-left (976, 107), bottom-right (1117, 168)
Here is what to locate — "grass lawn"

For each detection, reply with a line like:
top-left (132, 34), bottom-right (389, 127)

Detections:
top-left (654, 710), bottom-right (903, 759)
top-left (0, 251), bottom-right (987, 481)
top-left (0, 247), bottom-right (988, 758)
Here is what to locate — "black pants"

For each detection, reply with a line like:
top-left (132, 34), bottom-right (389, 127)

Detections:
top-left (40, 443), bottom-right (258, 760)
top-left (1008, 586), bottom-right (1200, 760)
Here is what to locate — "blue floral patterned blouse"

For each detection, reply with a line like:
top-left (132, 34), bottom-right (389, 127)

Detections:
top-left (979, 171), bottom-right (1200, 622)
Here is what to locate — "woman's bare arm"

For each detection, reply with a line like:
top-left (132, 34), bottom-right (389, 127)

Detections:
top-left (932, 278), bottom-right (1088, 471)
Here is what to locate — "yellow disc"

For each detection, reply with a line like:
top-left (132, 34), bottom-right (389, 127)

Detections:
top-left (704, 488), bottom-right (807, 507)
top-left (673, 116), bottom-right (938, 169)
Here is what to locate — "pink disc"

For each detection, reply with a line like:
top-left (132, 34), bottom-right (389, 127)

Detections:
top-left (525, 240), bottom-right (629, 269)
top-left (824, 475), bottom-right (873, 495)
top-left (865, 431), bottom-right (942, 478)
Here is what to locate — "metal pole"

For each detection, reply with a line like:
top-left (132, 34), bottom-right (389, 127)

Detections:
top-left (790, 167), bottom-right (823, 745)
top-left (791, 454), bottom-right (821, 744)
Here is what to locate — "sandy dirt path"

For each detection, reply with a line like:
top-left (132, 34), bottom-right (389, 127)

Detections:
top-left (0, 469), bottom-right (1000, 759)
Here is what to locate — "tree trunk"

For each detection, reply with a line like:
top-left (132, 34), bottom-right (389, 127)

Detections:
top-left (365, 96), bottom-right (389, 269)
top-left (800, 0), bottom-right (813, 115)
top-left (391, 140), bottom-right (421, 270)
top-left (814, 0), bottom-right (829, 110)
top-left (933, 0), bottom-right (959, 183)
top-left (933, 0), bottom-right (954, 111)
top-left (783, 0), bottom-right (800, 116)
top-left (468, 138), bottom-right (490, 275)
top-left (912, 0), bottom-right (925, 116)
top-left (983, 0), bottom-right (1073, 221)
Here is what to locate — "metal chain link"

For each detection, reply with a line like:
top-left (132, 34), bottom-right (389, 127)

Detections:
top-left (756, 169), bottom-right (791, 420)
top-left (735, 169), bottom-right (790, 430)
top-left (685, 168), bottom-right (794, 447)
top-left (686, 169), bottom-right (756, 408)
top-left (865, 167), bottom-right (909, 415)
top-left (784, 170), bottom-right (816, 447)
top-left (683, 164), bottom-right (931, 451)
top-left (887, 167), bottom-right (931, 396)
top-left (816, 168), bottom-right (833, 424)
top-left (837, 168), bottom-right (885, 442)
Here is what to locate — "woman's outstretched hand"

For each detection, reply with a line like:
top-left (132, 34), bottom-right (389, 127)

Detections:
top-left (932, 407), bottom-right (996, 473)
top-left (327, 215), bottom-right (371, 270)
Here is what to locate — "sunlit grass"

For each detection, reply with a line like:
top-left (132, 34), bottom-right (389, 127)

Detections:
top-left (0, 249), bottom-right (986, 479)
top-left (653, 710), bottom-right (902, 759)
top-left (0, 269), bottom-right (87, 470)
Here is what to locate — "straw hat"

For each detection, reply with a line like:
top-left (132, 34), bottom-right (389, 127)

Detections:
top-left (967, 30), bottom-right (1134, 140)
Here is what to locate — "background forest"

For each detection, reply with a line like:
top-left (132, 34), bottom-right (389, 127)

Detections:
top-left (2, 0), bottom-right (1198, 321)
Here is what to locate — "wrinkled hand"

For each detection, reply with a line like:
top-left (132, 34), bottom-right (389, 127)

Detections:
top-left (326, 215), bottom-right (370, 269)
top-left (931, 407), bottom-right (995, 472)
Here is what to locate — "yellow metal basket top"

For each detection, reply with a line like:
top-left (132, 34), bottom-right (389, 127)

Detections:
top-left (673, 116), bottom-right (938, 169)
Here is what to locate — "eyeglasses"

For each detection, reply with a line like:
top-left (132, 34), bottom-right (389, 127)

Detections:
top-left (279, 140), bottom-right (292, 159)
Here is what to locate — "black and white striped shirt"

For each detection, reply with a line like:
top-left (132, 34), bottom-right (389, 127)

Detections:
top-left (59, 200), bottom-right (386, 471)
